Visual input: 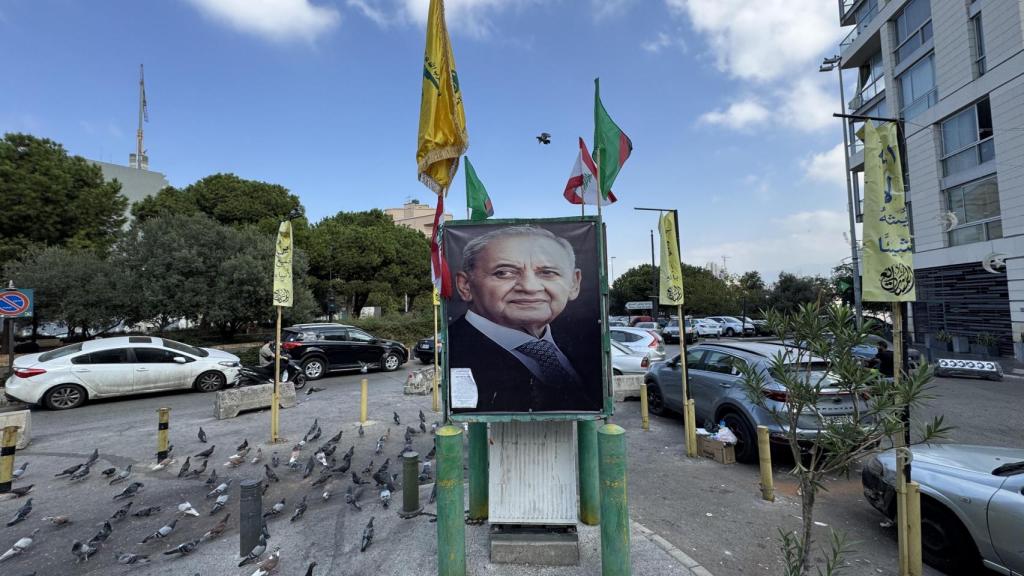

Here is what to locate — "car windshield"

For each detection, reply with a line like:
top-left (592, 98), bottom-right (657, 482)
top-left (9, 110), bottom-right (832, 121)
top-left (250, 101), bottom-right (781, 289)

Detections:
top-left (38, 342), bottom-right (83, 362)
top-left (162, 339), bottom-right (209, 358)
top-left (993, 461), bottom-right (1024, 476)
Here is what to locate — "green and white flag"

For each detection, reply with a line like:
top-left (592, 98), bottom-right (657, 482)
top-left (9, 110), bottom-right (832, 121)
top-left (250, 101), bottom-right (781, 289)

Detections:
top-left (464, 156), bottom-right (493, 221)
top-left (593, 78), bottom-right (633, 200)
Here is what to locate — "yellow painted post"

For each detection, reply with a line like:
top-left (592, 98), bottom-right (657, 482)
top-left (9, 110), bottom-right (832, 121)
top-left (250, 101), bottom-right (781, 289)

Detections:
top-left (639, 383), bottom-right (649, 431)
top-left (896, 448), bottom-right (909, 575)
top-left (271, 306), bottom-right (282, 443)
top-left (0, 425), bottom-right (18, 493)
top-left (756, 425), bottom-right (774, 502)
top-left (685, 401), bottom-right (697, 457)
top-left (432, 292), bottom-right (440, 413)
top-left (360, 378), bottom-right (368, 424)
top-left (678, 305), bottom-right (696, 457)
top-left (156, 408), bottom-right (170, 462)
top-left (906, 481), bottom-right (923, 576)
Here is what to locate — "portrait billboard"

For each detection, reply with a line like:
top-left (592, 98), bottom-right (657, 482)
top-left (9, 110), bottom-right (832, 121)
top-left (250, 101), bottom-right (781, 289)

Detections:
top-left (442, 218), bottom-right (606, 415)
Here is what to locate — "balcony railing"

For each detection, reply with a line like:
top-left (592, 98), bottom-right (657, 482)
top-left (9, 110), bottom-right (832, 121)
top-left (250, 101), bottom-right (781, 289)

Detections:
top-left (840, 1), bottom-right (880, 51)
top-left (839, 0), bottom-right (858, 20)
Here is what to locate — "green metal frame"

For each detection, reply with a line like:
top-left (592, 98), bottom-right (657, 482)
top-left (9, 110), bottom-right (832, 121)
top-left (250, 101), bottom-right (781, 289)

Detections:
top-left (440, 216), bottom-right (613, 423)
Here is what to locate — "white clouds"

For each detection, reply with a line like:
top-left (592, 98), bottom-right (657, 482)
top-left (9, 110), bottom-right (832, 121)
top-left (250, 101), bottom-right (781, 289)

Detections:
top-left (386, 0), bottom-right (539, 37)
top-left (684, 210), bottom-right (850, 280)
top-left (185, 0), bottom-right (340, 42)
top-left (642, 31), bottom-right (687, 54)
top-left (779, 76), bottom-right (837, 132)
top-left (803, 143), bottom-right (847, 189)
top-left (593, 0), bottom-right (635, 21)
top-left (698, 98), bottom-right (770, 130)
top-left (347, 0), bottom-right (394, 26)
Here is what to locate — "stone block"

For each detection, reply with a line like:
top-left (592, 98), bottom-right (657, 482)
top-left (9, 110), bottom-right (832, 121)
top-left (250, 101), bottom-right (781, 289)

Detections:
top-left (215, 382), bottom-right (296, 420)
top-left (404, 367), bottom-right (434, 396)
top-left (613, 374), bottom-right (644, 402)
top-left (0, 409), bottom-right (30, 449)
top-left (490, 530), bottom-right (579, 566)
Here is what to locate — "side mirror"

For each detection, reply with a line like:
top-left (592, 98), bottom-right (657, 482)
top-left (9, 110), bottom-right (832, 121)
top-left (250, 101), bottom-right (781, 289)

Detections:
top-left (173, 356), bottom-right (187, 364)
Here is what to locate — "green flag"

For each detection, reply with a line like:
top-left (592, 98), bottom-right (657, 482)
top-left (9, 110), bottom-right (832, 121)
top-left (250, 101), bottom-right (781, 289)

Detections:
top-left (464, 156), bottom-right (493, 221)
top-left (593, 78), bottom-right (633, 200)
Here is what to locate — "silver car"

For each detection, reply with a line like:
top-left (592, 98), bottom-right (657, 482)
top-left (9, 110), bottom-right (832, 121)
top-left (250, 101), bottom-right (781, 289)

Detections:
top-left (610, 326), bottom-right (666, 361)
top-left (862, 444), bottom-right (1024, 575)
top-left (4, 336), bottom-right (241, 410)
top-left (610, 341), bottom-right (650, 375)
top-left (644, 341), bottom-right (866, 463)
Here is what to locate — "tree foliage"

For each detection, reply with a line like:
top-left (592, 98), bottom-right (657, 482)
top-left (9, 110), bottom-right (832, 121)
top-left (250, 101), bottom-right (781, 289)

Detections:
top-left (767, 272), bottom-right (834, 314)
top-left (0, 133), bottom-right (127, 267)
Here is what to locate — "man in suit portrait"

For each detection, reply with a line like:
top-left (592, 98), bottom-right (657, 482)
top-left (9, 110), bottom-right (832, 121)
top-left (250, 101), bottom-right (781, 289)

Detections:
top-left (448, 225), bottom-right (601, 412)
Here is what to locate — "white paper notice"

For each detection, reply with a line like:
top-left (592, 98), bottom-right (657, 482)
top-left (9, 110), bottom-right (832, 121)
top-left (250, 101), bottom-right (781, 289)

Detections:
top-left (450, 368), bottom-right (479, 409)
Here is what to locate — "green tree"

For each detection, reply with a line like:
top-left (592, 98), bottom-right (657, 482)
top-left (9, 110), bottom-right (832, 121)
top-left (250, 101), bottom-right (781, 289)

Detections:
top-left (609, 264), bottom-right (657, 314)
top-left (0, 133), bottom-right (127, 267)
top-left (768, 272), bottom-right (834, 314)
top-left (680, 263), bottom-right (739, 317)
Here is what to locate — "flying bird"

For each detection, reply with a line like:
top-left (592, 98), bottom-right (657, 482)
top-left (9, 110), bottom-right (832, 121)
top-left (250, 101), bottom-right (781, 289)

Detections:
top-left (536, 132), bottom-right (551, 145)
top-left (0, 528), bottom-right (38, 562)
top-left (198, 427), bottom-right (208, 443)
top-left (140, 518), bottom-right (177, 544)
top-left (290, 495), bottom-right (307, 522)
top-left (6, 498), bottom-right (32, 526)
top-left (360, 517), bottom-right (375, 552)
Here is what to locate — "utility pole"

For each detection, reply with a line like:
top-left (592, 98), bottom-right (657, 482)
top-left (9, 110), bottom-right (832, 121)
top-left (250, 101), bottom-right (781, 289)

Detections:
top-left (132, 64), bottom-right (149, 170)
top-left (649, 230), bottom-right (658, 320)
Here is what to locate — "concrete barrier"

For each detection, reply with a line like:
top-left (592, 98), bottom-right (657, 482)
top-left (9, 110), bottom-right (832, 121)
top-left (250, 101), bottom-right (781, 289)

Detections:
top-left (214, 382), bottom-right (296, 420)
top-left (405, 367), bottom-right (433, 396)
top-left (613, 375), bottom-right (644, 402)
top-left (0, 410), bottom-right (30, 449)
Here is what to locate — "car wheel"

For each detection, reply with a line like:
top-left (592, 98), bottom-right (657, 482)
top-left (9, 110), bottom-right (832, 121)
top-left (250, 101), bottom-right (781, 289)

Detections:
top-left (725, 328), bottom-right (736, 337)
top-left (44, 384), bottom-right (86, 410)
top-left (920, 498), bottom-right (980, 573)
top-left (720, 410), bottom-right (757, 464)
top-left (302, 357), bottom-right (327, 380)
top-left (292, 372), bottom-right (307, 391)
top-left (646, 383), bottom-right (666, 416)
top-left (194, 371), bottom-right (226, 393)
top-left (382, 352), bottom-right (402, 372)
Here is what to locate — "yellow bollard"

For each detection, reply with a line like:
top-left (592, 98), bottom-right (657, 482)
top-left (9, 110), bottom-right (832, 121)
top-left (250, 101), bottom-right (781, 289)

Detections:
top-left (156, 408), bottom-right (170, 462)
top-left (639, 383), bottom-right (649, 431)
top-left (0, 425), bottom-right (19, 493)
top-left (432, 297), bottom-right (440, 413)
top-left (896, 448), bottom-right (909, 575)
top-left (360, 378), bottom-right (368, 424)
top-left (756, 426), bottom-right (774, 501)
top-left (906, 481), bottom-right (923, 576)
top-left (685, 400), bottom-right (697, 457)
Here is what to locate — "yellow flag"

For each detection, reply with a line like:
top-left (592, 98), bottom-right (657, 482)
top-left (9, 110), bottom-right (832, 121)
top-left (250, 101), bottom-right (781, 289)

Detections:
top-left (861, 121), bottom-right (916, 301)
top-left (273, 221), bottom-right (293, 307)
top-left (659, 212), bottom-right (684, 305)
top-left (417, 0), bottom-right (468, 196)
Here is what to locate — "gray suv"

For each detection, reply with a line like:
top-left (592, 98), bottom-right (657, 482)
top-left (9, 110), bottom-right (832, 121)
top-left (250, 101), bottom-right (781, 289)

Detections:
top-left (644, 341), bottom-right (865, 463)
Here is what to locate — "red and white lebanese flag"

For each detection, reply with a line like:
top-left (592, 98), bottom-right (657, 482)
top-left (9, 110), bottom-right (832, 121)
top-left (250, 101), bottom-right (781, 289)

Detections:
top-left (429, 195), bottom-right (452, 298)
top-left (564, 137), bottom-right (617, 206)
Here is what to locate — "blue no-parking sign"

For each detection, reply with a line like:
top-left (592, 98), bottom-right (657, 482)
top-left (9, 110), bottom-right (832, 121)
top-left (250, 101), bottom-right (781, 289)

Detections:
top-left (0, 289), bottom-right (33, 318)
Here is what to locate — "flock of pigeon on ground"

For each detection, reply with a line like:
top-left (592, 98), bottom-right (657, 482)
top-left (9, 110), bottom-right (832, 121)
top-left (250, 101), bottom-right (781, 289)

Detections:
top-left (0, 408), bottom-right (441, 575)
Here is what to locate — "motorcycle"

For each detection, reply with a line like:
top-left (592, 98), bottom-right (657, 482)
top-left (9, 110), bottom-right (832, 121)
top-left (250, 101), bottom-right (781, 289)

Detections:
top-left (235, 354), bottom-right (307, 390)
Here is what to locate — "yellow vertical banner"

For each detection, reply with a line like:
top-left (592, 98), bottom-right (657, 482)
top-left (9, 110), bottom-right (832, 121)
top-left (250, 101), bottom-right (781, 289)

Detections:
top-left (273, 221), bottom-right (293, 307)
top-left (861, 121), bottom-right (916, 302)
top-left (658, 212), bottom-right (684, 305)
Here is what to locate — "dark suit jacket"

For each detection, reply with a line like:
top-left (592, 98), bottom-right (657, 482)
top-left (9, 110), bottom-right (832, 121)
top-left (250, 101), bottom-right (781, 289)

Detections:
top-left (448, 316), bottom-right (602, 413)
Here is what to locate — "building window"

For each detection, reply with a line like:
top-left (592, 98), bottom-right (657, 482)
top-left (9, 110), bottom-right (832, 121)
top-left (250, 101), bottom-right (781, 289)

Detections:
top-left (941, 99), bottom-right (994, 176)
top-left (946, 177), bottom-right (1002, 246)
top-left (854, 0), bottom-right (879, 31)
top-left (852, 52), bottom-right (885, 109)
top-left (898, 54), bottom-right (937, 119)
top-left (972, 13), bottom-right (986, 78)
top-left (894, 0), bottom-right (932, 64)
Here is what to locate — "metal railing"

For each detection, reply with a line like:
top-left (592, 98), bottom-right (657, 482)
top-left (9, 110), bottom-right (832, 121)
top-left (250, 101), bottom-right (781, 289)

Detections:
top-left (840, 1), bottom-right (880, 51)
top-left (839, 0), bottom-right (858, 20)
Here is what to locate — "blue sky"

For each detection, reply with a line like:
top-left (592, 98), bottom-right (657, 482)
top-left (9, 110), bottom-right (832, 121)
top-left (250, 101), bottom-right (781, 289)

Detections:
top-left (0, 0), bottom-right (858, 282)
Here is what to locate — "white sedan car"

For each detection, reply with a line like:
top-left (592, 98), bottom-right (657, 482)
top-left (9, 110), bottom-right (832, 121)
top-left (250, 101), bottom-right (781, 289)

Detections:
top-left (610, 341), bottom-right (650, 375)
top-left (610, 327), bottom-right (666, 361)
top-left (693, 319), bottom-right (723, 338)
top-left (4, 336), bottom-right (241, 410)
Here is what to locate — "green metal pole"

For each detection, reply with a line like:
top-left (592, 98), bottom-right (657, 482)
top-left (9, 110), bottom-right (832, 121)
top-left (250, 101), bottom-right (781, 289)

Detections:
top-left (578, 419), bottom-right (600, 526)
top-left (436, 425), bottom-right (466, 576)
top-left (598, 423), bottom-right (631, 576)
top-left (467, 422), bottom-right (488, 521)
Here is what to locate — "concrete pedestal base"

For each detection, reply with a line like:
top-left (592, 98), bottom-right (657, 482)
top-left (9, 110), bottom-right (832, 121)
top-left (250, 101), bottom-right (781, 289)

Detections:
top-left (490, 525), bottom-right (579, 566)
top-left (214, 382), bottom-right (296, 419)
top-left (0, 409), bottom-right (30, 449)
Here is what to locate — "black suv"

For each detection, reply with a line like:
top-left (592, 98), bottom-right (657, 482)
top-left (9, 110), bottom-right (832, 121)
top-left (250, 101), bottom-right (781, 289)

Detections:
top-left (413, 335), bottom-right (442, 364)
top-left (261, 323), bottom-right (408, 380)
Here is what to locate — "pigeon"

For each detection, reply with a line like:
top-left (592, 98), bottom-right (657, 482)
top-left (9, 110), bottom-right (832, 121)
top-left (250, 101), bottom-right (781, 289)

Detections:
top-left (109, 465), bottom-right (132, 484)
top-left (345, 445), bottom-right (355, 459)
top-left (198, 427), bottom-right (208, 443)
top-left (225, 453), bottom-right (246, 468)
top-left (386, 474), bottom-right (398, 492)
top-left (115, 551), bottom-right (150, 565)
top-left (379, 487), bottom-right (391, 509)
top-left (109, 501), bottom-right (133, 521)
top-left (100, 466), bottom-right (116, 477)
top-left (332, 459), bottom-right (351, 474)
top-left (431, 422), bottom-right (438, 434)
top-left (201, 512), bottom-right (230, 541)
top-left (321, 443), bottom-right (337, 457)
top-left (362, 460), bottom-right (374, 475)
top-left (263, 498), bottom-right (286, 518)
top-left (114, 482), bottom-right (143, 500)
top-left (132, 505), bottom-right (161, 517)
top-left (151, 456), bottom-right (174, 471)
top-left (305, 386), bottom-right (325, 395)
top-left (183, 458), bottom-right (208, 479)
top-left (238, 534), bottom-right (267, 567)
top-left (250, 547), bottom-right (281, 576)
top-left (290, 495), bottom-right (307, 522)
top-left (55, 463), bottom-right (83, 477)
top-left (322, 479), bottom-right (336, 501)
top-left (393, 412), bottom-right (401, 425)
top-left (194, 445), bottom-right (215, 459)
top-left (207, 479), bottom-right (232, 499)
top-left (306, 419), bottom-right (319, 439)
top-left (265, 464), bottom-right (280, 483)
top-left (357, 424), bottom-right (364, 438)
top-left (404, 429), bottom-right (413, 444)
top-left (419, 421), bottom-right (427, 434)
top-left (346, 485), bottom-right (363, 511)
top-left (237, 438), bottom-right (249, 452)
top-left (310, 427), bottom-right (322, 442)
top-left (0, 528), bottom-right (38, 562)
top-left (426, 446), bottom-right (436, 460)
top-left (42, 515), bottom-right (72, 526)
top-left (69, 464), bottom-right (91, 481)
top-left (210, 493), bottom-right (229, 515)
top-left (360, 517), bottom-right (375, 552)
top-left (315, 451), bottom-right (328, 468)
top-left (311, 469), bottom-right (333, 487)
top-left (374, 440), bottom-right (383, 455)
top-left (176, 457), bottom-right (192, 478)
top-left (288, 446), bottom-right (301, 468)
top-left (85, 448), bottom-right (99, 466)
top-left (6, 498), bottom-right (32, 526)
top-left (87, 521), bottom-right (112, 547)
top-left (352, 472), bottom-right (367, 486)
top-left (140, 518), bottom-right (177, 544)
top-left (271, 452), bottom-right (280, 468)
top-left (327, 429), bottom-right (342, 444)
top-left (205, 469), bottom-right (219, 486)
top-left (178, 502), bottom-right (200, 517)
top-left (305, 561), bottom-right (318, 576)
top-left (377, 458), bottom-right (390, 474)
top-left (71, 540), bottom-right (97, 564)
top-left (419, 409), bottom-right (426, 423)
top-left (163, 538), bottom-right (200, 556)
top-left (0, 484), bottom-right (32, 501)
top-left (302, 456), bottom-right (315, 479)
top-left (536, 132), bottom-right (551, 144)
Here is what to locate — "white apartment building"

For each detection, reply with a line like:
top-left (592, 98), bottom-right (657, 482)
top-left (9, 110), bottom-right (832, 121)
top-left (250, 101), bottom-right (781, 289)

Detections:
top-left (839, 0), bottom-right (1024, 359)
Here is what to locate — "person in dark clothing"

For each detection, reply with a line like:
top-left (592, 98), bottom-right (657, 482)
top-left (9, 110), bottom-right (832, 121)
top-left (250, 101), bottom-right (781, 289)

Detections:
top-left (875, 341), bottom-right (895, 378)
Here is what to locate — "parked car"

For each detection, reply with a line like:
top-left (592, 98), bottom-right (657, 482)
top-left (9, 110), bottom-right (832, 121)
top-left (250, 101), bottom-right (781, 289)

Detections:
top-left (414, 335), bottom-right (443, 364)
top-left (628, 315), bottom-right (654, 326)
top-left (852, 334), bottom-right (921, 370)
top-left (862, 444), bottom-right (1024, 574)
top-left (4, 336), bottom-right (241, 410)
top-left (738, 316), bottom-right (767, 335)
top-left (610, 341), bottom-right (650, 375)
top-left (706, 316), bottom-right (755, 337)
top-left (644, 341), bottom-right (866, 463)
top-left (662, 319), bottom-right (694, 344)
top-left (261, 323), bottom-right (408, 380)
top-left (750, 319), bottom-right (771, 336)
top-left (693, 319), bottom-right (723, 338)
top-left (610, 326), bottom-right (666, 361)
top-left (633, 321), bottom-right (660, 332)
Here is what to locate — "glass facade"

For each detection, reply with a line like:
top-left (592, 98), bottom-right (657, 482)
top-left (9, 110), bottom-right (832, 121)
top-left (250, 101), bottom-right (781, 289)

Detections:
top-left (946, 177), bottom-right (1002, 246)
top-left (899, 54), bottom-right (937, 119)
top-left (941, 99), bottom-right (994, 176)
top-left (894, 0), bottom-right (933, 64)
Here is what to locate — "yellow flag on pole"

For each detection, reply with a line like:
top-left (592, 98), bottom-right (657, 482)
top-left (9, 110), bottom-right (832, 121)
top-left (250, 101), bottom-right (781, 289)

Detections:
top-left (273, 221), bottom-right (293, 307)
top-left (659, 212), bottom-right (684, 305)
top-left (417, 0), bottom-right (468, 196)
top-left (861, 121), bottom-right (915, 302)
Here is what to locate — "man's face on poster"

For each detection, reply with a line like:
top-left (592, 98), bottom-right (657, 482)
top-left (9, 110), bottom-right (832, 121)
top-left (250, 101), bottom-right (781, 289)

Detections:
top-left (456, 235), bottom-right (582, 337)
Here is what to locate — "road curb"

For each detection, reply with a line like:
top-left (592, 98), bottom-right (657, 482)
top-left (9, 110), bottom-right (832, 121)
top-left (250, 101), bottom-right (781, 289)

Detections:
top-left (631, 520), bottom-right (714, 576)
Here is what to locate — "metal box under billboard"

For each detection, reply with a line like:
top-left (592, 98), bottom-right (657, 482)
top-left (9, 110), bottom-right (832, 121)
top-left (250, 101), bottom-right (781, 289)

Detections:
top-left (489, 421), bottom-right (578, 524)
